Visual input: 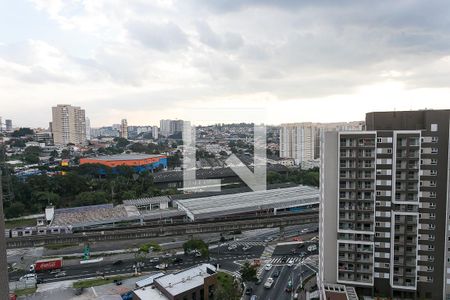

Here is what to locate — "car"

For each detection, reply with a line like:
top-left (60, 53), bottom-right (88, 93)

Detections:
top-left (292, 237), bottom-right (302, 242)
top-left (273, 270), bottom-right (280, 278)
top-left (264, 277), bottom-right (274, 289)
top-left (55, 271), bottom-right (66, 278)
top-left (264, 263), bottom-right (273, 271)
top-left (255, 277), bottom-right (262, 285)
top-left (281, 256), bottom-right (288, 263)
top-left (50, 269), bottom-right (61, 274)
top-left (250, 296), bottom-right (258, 300)
top-left (112, 260), bottom-right (123, 266)
top-left (156, 263), bottom-right (168, 270)
top-left (245, 287), bottom-right (253, 295)
top-left (149, 257), bottom-right (160, 263)
top-left (164, 253), bottom-right (172, 257)
top-left (36, 278), bottom-right (44, 284)
top-left (307, 244), bottom-right (318, 252)
top-left (242, 245), bottom-right (252, 251)
top-left (227, 244), bottom-right (237, 251)
top-left (301, 228), bottom-right (309, 233)
top-left (172, 257), bottom-right (183, 263)
top-left (19, 274), bottom-right (36, 282)
top-left (287, 260), bottom-right (294, 267)
top-left (114, 279), bottom-right (122, 286)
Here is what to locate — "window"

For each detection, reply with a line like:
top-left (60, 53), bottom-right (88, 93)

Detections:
top-left (431, 159), bottom-right (438, 165)
top-left (431, 148), bottom-right (438, 154)
top-left (431, 124), bottom-right (438, 132)
top-left (431, 136), bottom-right (438, 143)
top-left (430, 192), bottom-right (436, 198)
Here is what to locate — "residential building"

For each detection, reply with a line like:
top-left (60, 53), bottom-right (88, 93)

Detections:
top-left (152, 126), bottom-right (159, 139)
top-left (5, 119), bottom-right (12, 132)
top-left (132, 264), bottom-right (217, 300)
top-left (280, 122), bottom-right (364, 164)
top-left (120, 119), bottom-right (128, 139)
top-left (51, 104), bottom-right (87, 145)
top-left (319, 109), bottom-right (450, 300)
top-left (160, 119), bottom-right (185, 137)
top-left (85, 117), bottom-right (91, 141)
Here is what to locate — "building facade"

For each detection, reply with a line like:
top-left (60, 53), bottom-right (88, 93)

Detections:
top-left (120, 119), bottom-right (128, 139)
top-left (5, 119), bottom-right (12, 132)
top-left (51, 104), bottom-right (87, 145)
top-left (319, 110), bottom-right (450, 300)
top-left (280, 122), bottom-right (364, 164)
top-left (160, 119), bottom-right (185, 137)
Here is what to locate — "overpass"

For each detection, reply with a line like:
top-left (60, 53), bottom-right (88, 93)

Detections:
top-left (6, 211), bottom-right (318, 249)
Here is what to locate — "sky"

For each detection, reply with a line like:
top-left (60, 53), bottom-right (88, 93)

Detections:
top-left (1, 0), bottom-right (450, 128)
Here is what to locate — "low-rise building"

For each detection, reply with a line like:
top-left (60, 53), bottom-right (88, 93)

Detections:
top-left (133, 264), bottom-right (217, 300)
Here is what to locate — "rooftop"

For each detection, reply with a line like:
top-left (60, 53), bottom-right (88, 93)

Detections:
top-left (155, 264), bottom-right (216, 296)
top-left (123, 196), bottom-right (170, 206)
top-left (133, 286), bottom-right (169, 300)
top-left (84, 153), bottom-right (165, 161)
top-left (175, 185), bottom-right (319, 220)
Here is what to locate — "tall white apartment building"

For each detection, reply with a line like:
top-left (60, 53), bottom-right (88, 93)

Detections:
top-left (120, 119), bottom-right (128, 139)
top-left (160, 119), bottom-right (185, 137)
top-left (85, 117), bottom-right (91, 141)
top-left (280, 122), bottom-right (364, 164)
top-left (319, 110), bottom-right (450, 300)
top-left (51, 104), bottom-right (87, 145)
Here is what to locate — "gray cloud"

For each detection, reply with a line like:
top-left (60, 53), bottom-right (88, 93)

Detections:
top-left (126, 20), bottom-right (189, 51)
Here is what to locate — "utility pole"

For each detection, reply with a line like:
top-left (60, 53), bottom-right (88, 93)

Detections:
top-left (0, 169), bottom-right (10, 298)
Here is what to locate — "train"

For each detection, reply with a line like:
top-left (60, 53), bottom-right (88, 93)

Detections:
top-left (4, 226), bottom-right (73, 238)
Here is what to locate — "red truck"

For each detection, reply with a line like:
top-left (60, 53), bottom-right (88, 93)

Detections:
top-left (30, 257), bottom-right (63, 272)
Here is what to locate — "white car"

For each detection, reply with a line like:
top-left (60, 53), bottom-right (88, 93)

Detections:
top-left (264, 277), bottom-right (274, 288)
top-left (307, 244), bottom-right (318, 252)
top-left (227, 244), bottom-right (237, 251)
top-left (20, 274), bottom-right (36, 282)
top-left (156, 263), bottom-right (168, 270)
top-left (54, 271), bottom-right (66, 278)
top-left (242, 245), bottom-right (252, 251)
top-left (287, 260), bottom-right (294, 267)
top-left (264, 263), bottom-right (273, 271)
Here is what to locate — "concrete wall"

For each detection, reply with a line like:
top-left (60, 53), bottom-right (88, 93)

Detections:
top-left (319, 131), bottom-right (338, 284)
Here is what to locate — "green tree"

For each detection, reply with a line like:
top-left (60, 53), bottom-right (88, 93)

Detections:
top-left (61, 149), bottom-right (71, 159)
top-left (23, 146), bottom-right (41, 164)
top-left (239, 261), bottom-right (257, 283)
top-left (12, 128), bottom-right (34, 137)
top-left (5, 202), bottom-right (26, 218)
top-left (114, 137), bottom-right (129, 149)
top-left (74, 191), bottom-right (108, 206)
top-left (183, 239), bottom-right (209, 257)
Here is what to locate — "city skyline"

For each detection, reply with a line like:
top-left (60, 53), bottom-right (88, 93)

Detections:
top-left (2, 1), bottom-right (450, 127)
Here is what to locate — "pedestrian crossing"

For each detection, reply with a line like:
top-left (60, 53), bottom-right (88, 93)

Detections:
top-left (228, 241), bottom-right (266, 247)
top-left (269, 256), bottom-right (303, 265)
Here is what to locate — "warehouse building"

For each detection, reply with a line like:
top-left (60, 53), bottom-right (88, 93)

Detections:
top-left (175, 185), bottom-right (319, 221)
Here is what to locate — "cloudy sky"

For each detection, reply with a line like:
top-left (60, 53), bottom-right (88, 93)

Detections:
top-left (1, 0), bottom-right (450, 128)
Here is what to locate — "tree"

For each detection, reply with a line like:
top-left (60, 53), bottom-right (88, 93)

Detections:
top-left (23, 146), bottom-right (41, 164)
top-left (183, 239), bottom-right (209, 257)
top-left (12, 128), bottom-right (34, 137)
top-left (5, 202), bottom-right (26, 218)
top-left (114, 137), bottom-right (129, 149)
top-left (239, 262), bottom-right (257, 283)
top-left (74, 191), bottom-right (108, 206)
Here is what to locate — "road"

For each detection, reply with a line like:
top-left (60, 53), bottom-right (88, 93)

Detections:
top-left (9, 245), bottom-right (265, 284)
